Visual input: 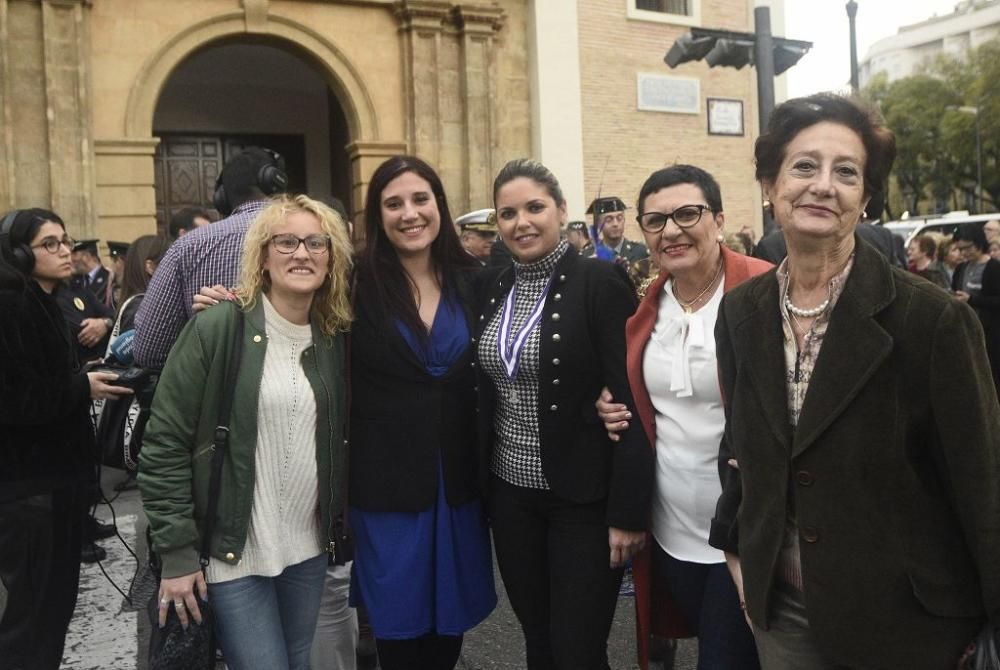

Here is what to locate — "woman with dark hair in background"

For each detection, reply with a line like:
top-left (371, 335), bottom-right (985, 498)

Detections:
top-left (476, 158), bottom-right (653, 669)
top-left (0, 208), bottom-right (131, 669)
top-left (97, 234), bottom-right (171, 492)
top-left (952, 222), bottom-right (1000, 394)
top-left (713, 93), bottom-right (1000, 669)
top-left (906, 233), bottom-right (949, 289)
top-left (348, 155), bottom-right (496, 670)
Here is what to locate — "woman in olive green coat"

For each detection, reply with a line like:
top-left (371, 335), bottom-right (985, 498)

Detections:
top-left (139, 194), bottom-right (354, 670)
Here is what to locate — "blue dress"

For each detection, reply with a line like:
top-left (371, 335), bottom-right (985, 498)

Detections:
top-left (349, 293), bottom-right (497, 639)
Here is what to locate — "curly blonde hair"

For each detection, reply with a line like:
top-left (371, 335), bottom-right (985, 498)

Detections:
top-left (235, 194), bottom-right (354, 335)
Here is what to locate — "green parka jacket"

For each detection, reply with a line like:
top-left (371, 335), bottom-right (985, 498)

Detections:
top-left (138, 299), bottom-right (348, 579)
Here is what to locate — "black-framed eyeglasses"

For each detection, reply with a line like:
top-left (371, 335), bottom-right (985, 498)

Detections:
top-left (637, 204), bottom-right (713, 233)
top-left (30, 235), bottom-right (75, 254)
top-left (270, 234), bottom-right (331, 254)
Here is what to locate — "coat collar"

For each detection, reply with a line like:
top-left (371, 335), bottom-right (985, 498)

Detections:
top-left (734, 234), bottom-right (895, 457)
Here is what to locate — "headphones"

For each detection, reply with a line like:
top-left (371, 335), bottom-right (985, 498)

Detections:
top-left (0, 209), bottom-right (34, 274)
top-left (212, 148), bottom-right (289, 216)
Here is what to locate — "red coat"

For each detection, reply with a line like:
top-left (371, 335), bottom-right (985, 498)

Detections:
top-left (629, 244), bottom-right (772, 669)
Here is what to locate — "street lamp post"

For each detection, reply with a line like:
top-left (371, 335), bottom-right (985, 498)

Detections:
top-left (846, 1), bottom-right (859, 93)
top-left (955, 106), bottom-right (983, 212)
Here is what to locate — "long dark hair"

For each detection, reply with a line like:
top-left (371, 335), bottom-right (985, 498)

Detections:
top-left (119, 234), bottom-right (171, 303)
top-left (360, 155), bottom-right (474, 338)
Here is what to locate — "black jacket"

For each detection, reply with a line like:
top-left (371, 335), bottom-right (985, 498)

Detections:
top-left (953, 257), bottom-right (1000, 389)
top-left (348, 267), bottom-right (481, 512)
top-left (474, 252), bottom-right (653, 530)
top-left (711, 238), bottom-right (1000, 668)
top-left (0, 280), bottom-right (96, 501)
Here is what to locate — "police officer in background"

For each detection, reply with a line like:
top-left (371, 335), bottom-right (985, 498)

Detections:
top-left (55, 277), bottom-right (114, 366)
top-left (584, 196), bottom-right (649, 263)
top-left (70, 239), bottom-right (114, 309)
top-left (107, 240), bottom-right (130, 308)
top-left (456, 208), bottom-right (498, 266)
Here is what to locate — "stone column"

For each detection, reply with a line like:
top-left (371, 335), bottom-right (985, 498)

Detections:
top-left (454, 4), bottom-right (504, 212)
top-left (0, 0), bottom-right (96, 236)
top-left (394, 0), bottom-right (451, 169)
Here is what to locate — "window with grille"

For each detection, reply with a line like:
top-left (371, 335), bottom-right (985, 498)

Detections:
top-left (635, 0), bottom-right (691, 15)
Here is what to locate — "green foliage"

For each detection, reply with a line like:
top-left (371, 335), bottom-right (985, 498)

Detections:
top-left (863, 37), bottom-right (1000, 215)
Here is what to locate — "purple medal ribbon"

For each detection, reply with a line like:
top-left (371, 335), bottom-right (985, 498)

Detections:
top-left (498, 274), bottom-right (554, 380)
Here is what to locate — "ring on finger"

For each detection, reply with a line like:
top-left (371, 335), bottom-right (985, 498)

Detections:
top-left (174, 600), bottom-right (184, 607)
top-left (159, 597), bottom-right (168, 605)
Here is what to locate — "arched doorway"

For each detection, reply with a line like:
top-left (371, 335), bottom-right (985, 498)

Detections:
top-left (151, 39), bottom-right (352, 230)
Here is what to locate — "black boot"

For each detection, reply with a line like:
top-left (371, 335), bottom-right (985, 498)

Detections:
top-left (80, 541), bottom-right (107, 564)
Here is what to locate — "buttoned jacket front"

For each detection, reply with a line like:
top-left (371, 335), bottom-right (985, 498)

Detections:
top-left (710, 238), bottom-right (1000, 669)
top-left (474, 251), bottom-right (653, 530)
top-left (348, 266), bottom-right (481, 513)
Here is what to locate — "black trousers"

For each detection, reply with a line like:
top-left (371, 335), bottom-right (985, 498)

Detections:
top-left (0, 484), bottom-right (84, 670)
top-left (375, 633), bottom-right (463, 670)
top-left (489, 476), bottom-right (623, 670)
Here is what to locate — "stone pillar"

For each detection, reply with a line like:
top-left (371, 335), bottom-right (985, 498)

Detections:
top-left (0, 0), bottom-right (96, 236)
top-left (346, 139), bottom-right (409, 231)
top-left (395, 0), bottom-right (451, 169)
top-left (528, 0), bottom-right (585, 219)
top-left (395, 1), bottom-right (507, 214)
top-left (454, 5), bottom-right (504, 212)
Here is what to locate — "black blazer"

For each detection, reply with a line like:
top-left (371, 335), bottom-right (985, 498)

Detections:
top-left (711, 237), bottom-right (1000, 668)
top-left (953, 257), bottom-right (1000, 387)
top-left (474, 251), bottom-right (653, 530)
top-left (348, 267), bottom-right (481, 512)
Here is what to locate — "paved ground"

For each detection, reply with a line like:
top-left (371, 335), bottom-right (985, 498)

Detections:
top-left (43, 469), bottom-right (697, 669)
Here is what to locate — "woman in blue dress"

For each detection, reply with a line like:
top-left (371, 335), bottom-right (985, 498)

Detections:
top-left (348, 155), bottom-right (497, 669)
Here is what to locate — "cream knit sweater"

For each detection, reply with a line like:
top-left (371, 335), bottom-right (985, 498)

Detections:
top-left (207, 296), bottom-right (323, 583)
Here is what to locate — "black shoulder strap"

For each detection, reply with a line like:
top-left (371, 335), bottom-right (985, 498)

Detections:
top-left (199, 308), bottom-right (244, 566)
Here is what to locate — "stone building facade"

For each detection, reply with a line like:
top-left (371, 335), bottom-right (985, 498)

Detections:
top-left (1, 0), bottom-right (767, 244)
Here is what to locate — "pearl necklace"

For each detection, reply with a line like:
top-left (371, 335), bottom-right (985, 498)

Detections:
top-left (784, 287), bottom-right (832, 318)
top-left (673, 258), bottom-right (724, 313)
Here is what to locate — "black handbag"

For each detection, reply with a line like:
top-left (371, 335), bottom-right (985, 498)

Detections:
top-left (95, 366), bottom-right (157, 470)
top-left (146, 311), bottom-right (244, 670)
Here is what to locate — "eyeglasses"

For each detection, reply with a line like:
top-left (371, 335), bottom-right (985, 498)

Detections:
top-left (30, 235), bottom-right (75, 254)
top-left (270, 234), bottom-right (331, 254)
top-left (637, 204), bottom-right (713, 233)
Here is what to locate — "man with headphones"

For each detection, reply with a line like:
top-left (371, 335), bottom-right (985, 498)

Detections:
top-left (133, 147), bottom-right (288, 369)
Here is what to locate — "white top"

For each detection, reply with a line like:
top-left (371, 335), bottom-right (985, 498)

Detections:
top-left (207, 295), bottom-right (323, 583)
top-left (644, 277), bottom-right (726, 564)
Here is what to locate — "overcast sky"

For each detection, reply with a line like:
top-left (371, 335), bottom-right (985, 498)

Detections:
top-left (782, 0), bottom-right (962, 98)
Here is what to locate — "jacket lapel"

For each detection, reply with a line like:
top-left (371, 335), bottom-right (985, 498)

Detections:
top-left (733, 273), bottom-right (793, 451)
top-left (791, 238), bottom-right (895, 457)
top-left (626, 272), bottom-right (669, 447)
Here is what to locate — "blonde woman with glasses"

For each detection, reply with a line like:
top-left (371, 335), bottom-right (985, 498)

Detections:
top-left (140, 195), bottom-right (353, 670)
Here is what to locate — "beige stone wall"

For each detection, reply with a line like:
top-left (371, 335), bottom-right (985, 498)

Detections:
top-left (578, 0), bottom-right (763, 238)
top-left (1, 0), bottom-right (95, 239)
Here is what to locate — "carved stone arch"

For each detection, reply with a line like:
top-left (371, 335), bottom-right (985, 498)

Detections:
top-left (123, 12), bottom-right (379, 142)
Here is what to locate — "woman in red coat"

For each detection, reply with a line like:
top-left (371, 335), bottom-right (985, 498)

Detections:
top-left (599, 165), bottom-right (770, 670)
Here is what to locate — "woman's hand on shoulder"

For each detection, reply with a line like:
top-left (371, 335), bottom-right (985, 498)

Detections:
top-left (595, 386), bottom-right (631, 441)
top-left (87, 371), bottom-right (133, 400)
top-left (191, 284), bottom-right (235, 314)
top-left (157, 570), bottom-right (208, 629)
top-left (608, 527), bottom-right (646, 568)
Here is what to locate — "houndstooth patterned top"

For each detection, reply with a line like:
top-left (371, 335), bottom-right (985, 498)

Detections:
top-left (479, 240), bottom-right (571, 489)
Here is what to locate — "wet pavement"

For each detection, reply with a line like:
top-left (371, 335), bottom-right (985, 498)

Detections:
top-left (54, 470), bottom-right (696, 669)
